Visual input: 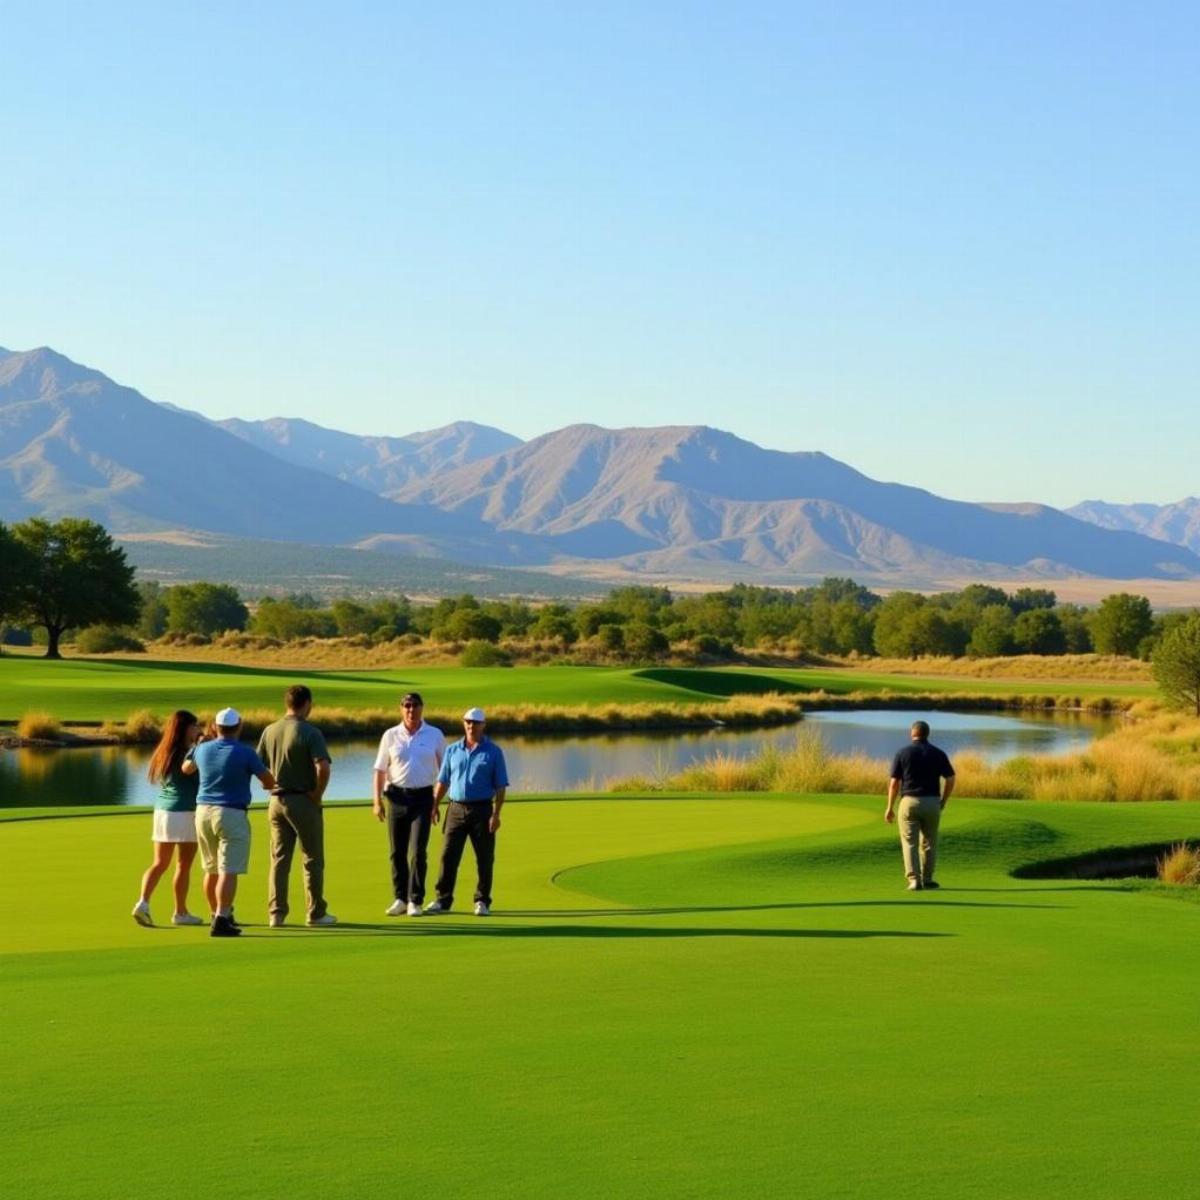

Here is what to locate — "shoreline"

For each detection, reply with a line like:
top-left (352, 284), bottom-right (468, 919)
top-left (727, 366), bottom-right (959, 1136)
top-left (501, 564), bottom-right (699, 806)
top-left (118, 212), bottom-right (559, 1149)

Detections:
top-left (0, 690), bottom-right (1135, 750)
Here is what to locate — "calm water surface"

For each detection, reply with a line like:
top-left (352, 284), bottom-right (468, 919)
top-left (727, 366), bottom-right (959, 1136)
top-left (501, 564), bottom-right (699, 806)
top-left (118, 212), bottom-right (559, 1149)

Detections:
top-left (0, 709), bottom-right (1114, 808)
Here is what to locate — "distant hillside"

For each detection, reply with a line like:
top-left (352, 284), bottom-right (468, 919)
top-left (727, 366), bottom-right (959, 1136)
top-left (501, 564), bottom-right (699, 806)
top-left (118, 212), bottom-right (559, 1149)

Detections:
top-left (5, 346), bottom-right (1199, 588)
top-left (0, 347), bottom-right (532, 562)
top-left (215, 415), bottom-right (521, 495)
top-left (395, 423), bottom-right (1200, 581)
top-left (1067, 498), bottom-right (1200, 556)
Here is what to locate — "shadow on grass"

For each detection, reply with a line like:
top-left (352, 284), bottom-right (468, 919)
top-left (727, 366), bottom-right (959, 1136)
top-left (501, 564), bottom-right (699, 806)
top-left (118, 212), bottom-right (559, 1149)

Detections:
top-left (267, 921), bottom-right (950, 940)
top-left (504, 898), bottom-right (1066, 915)
top-left (633, 667), bottom-right (814, 698)
top-left (90, 658), bottom-right (400, 687)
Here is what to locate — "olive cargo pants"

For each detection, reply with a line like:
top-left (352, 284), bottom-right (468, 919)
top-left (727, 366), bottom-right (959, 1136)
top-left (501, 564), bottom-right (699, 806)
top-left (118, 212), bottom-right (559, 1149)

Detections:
top-left (268, 793), bottom-right (328, 921)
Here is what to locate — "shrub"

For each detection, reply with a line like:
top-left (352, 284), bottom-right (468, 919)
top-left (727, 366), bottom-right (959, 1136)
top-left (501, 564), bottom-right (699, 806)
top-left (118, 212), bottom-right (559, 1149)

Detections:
top-left (123, 709), bottom-right (163, 744)
top-left (75, 625), bottom-right (145, 654)
top-left (0, 626), bottom-right (33, 646)
top-left (460, 640), bottom-right (513, 667)
top-left (1158, 844), bottom-right (1200, 886)
top-left (17, 711), bottom-right (62, 740)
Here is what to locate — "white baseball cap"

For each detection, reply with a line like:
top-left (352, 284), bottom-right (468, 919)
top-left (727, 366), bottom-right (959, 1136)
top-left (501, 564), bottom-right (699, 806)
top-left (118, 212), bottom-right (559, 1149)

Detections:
top-left (215, 707), bottom-right (241, 727)
top-left (463, 707), bottom-right (486, 722)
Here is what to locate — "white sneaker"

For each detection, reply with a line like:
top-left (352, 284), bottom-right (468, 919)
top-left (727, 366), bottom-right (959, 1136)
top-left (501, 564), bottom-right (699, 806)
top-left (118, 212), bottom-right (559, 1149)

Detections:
top-left (269, 915), bottom-right (286, 928)
top-left (385, 899), bottom-right (406, 916)
top-left (306, 913), bottom-right (338, 927)
top-left (171, 913), bottom-right (204, 926)
top-left (423, 900), bottom-right (447, 914)
top-left (474, 902), bottom-right (490, 917)
top-left (132, 900), bottom-right (153, 927)
top-left (406, 902), bottom-right (422, 916)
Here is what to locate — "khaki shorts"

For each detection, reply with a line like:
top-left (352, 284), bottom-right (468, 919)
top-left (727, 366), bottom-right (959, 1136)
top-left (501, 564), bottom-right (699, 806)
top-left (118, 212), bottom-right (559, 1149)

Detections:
top-left (195, 805), bottom-right (251, 875)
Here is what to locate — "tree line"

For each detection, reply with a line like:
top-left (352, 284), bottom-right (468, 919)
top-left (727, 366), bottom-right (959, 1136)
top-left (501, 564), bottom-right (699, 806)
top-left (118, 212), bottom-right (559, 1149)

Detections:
top-left (4, 518), bottom-right (1200, 707)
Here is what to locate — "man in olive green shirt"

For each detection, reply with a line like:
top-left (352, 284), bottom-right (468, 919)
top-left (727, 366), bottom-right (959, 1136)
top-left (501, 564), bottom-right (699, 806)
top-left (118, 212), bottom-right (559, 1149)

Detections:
top-left (257, 684), bottom-right (336, 927)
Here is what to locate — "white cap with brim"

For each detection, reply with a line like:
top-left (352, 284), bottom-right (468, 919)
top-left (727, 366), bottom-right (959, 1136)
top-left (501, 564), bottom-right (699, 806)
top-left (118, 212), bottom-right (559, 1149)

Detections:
top-left (463, 707), bottom-right (486, 722)
top-left (215, 707), bottom-right (241, 727)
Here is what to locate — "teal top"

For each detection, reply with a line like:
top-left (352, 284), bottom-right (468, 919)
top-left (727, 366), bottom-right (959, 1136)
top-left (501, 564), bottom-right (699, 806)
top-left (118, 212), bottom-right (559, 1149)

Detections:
top-left (155, 764), bottom-right (199, 813)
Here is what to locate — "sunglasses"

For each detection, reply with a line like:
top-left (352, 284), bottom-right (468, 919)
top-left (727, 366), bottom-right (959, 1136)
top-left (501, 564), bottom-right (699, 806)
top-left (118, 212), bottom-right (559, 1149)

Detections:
top-left (402, 702), bottom-right (423, 709)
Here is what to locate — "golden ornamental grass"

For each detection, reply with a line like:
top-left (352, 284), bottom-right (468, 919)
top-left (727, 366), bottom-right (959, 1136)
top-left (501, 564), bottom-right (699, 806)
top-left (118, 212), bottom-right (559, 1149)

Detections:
top-left (1157, 844), bottom-right (1200, 886)
top-left (16, 711), bottom-right (62, 741)
top-left (608, 714), bottom-right (1200, 802)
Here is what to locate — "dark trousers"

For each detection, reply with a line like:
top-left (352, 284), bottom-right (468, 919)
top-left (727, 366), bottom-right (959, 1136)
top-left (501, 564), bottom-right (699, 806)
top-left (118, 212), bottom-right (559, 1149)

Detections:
top-left (386, 787), bottom-right (433, 905)
top-left (435, 801), bottom-right (495, 908)
top-left (268, 794), bottom-right (327, 920)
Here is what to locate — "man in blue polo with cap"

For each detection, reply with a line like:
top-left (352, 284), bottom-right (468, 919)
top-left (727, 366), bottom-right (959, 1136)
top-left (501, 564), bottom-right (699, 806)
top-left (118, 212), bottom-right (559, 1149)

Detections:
top-left (425, 707), bottom-right (509, 916)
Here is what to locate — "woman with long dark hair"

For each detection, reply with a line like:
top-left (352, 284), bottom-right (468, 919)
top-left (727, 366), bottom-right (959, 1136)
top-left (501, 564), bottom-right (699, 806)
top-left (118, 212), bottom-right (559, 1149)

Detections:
top-left (132, 709), bottom-right (205, 926)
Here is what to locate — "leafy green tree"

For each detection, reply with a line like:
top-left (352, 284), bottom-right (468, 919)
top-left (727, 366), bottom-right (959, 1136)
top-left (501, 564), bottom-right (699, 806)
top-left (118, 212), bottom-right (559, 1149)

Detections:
top-left (951, 584), bottom-right (1010, 612)
top-left (11, 518), bottom-right (139, 659)
top-left (575, 606), bottom-right (627, 639)
top-left (442, 608), bottom-right (502, 643)
top-left (331, 599), bottom-right (376, 637)
top-left (135, 581), bottom-right (169, 640)
top-left (1152, 611), bottom-right (1200, 715)
top-left (872, 592), bottom-right (927, 657)
top-left (809, 577), bottom-right (881, 609)
top-left (1056, 604), bottom-right (1093, 653)
top-left (530, 605), bottom-right (578, 646)
top-left (595, 623), bottom-right (625, 652)
top-left (251, 597), bottom-right (336, 640)
top-left (368, 598), bottom-right (412, 638)
top-left (904, 607), bottom-right (961, 657)
top-left (830, 598), bottom-right (875, 655)
top-left (0, 522), bottom-right (33, 630)
top-left (1012, 608), bottom-right (1067, 655)
top-left (608, 586), bottom-right (672, 624)
top-left (1010, 588), bottom-right (1057, 614)
top-left (483, 599), bottom-right (534, 638)
top-left (966, 605), bottom-right (1016, 657)
top-left (1088, 593), bottom-right (1153, 656)
top-left (165, 582), bottom-right (249, 636)
top-left (623, 621), bottom-right (669, 660)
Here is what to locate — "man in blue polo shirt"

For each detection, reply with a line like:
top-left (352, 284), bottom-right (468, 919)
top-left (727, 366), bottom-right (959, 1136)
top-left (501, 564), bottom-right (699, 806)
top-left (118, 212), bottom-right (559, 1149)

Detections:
top-left (182, 707), bottom-right (276, 937)
top-left (425, 707), bottom-right (508, 916)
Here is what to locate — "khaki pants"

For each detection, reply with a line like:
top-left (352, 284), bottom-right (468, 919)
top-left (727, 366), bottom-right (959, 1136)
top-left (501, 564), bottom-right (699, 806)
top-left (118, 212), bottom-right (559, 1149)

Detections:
top-left (898, 795), bottom-right (941, 884)
top-left (195, 805), bottom-right (251, 875)
top-left (268, 794), bottom-right (327, 920)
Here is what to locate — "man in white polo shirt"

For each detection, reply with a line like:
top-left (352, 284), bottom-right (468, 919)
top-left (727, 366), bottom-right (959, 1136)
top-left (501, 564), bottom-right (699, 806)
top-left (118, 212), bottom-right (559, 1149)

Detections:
top-left (372, 692), bottom-right (445, 916)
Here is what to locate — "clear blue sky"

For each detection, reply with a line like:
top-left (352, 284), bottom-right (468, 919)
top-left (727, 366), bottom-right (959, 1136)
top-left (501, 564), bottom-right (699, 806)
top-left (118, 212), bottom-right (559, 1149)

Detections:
top-left (2, 1), bottom-right (1195, 506)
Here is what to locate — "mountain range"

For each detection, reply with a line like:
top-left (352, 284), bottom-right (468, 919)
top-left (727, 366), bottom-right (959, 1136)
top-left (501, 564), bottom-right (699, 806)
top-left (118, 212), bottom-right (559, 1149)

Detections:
top-left (1066, 499), bottom-right (1200, 557)
top-left (2, 344), bottom-right (1197, 587)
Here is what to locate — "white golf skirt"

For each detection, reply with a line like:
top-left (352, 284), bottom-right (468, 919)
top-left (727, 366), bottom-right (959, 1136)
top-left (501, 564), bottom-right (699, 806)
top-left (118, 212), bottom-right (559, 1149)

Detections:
top-left (151, 810), bottom-right (199, 844)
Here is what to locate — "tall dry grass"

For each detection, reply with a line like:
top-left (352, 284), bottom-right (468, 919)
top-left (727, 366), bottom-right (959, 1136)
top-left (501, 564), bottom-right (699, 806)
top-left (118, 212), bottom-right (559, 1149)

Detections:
top-left (1158, 844), bottom-right (1200, 885)
top-left (92, 692), bottom-right (808, 743)
top-left (16, 711), bottom-right (62, 741)
top-left (846, 654), bottom-right (1152, 682)
top-left (609, 715), bottom-right (1200, 802)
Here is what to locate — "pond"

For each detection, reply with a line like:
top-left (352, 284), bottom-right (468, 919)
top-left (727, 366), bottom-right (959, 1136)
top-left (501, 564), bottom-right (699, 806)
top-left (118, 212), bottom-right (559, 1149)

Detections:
top-left (0, 708), bottom-right (1115, 808)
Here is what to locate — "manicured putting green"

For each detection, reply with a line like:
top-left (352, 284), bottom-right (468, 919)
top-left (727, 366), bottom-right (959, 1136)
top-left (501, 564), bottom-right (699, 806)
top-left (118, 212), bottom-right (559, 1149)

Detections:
top-left (0, 657), bottom-right (1153, 723)
top-left (2, 793), bottom-right (1197, 1198)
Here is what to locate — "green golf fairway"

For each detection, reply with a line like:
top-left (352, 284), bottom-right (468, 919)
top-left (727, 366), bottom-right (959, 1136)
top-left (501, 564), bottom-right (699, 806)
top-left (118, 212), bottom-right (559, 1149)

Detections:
top-left (2, 793), bottom-right (1197, 1198)
top-left (0, 657), bottom-right (1153, 723)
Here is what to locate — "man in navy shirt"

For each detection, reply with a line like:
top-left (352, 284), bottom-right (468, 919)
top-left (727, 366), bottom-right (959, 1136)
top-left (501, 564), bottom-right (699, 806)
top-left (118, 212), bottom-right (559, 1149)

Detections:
top-left (885, 719), bottom-right (955, 891)
top-left (425, 707), bottom-right (509, 916)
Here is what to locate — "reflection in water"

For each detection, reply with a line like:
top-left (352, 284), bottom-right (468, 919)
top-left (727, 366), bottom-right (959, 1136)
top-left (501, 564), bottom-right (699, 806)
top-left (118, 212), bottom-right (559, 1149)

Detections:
top-left (1, 708), bottom-right (1115, 808)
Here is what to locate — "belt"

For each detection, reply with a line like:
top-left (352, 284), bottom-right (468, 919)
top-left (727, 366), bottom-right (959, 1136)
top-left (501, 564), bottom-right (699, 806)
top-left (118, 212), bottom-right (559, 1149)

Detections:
top-left (387, 785), bottom-right (434, 796)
